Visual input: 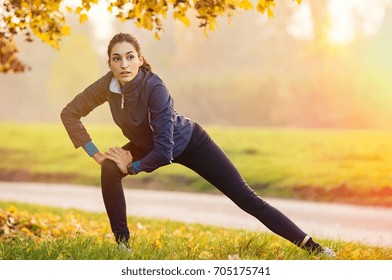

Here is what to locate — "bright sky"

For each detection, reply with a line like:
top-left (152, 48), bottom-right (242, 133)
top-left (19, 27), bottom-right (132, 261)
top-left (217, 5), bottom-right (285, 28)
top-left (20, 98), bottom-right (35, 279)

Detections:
top-left (62, 0), bottom-right (114, 42)
top-left (328, 0), bottom-right (390, 43)
top-left (87, 1), bottom-right (115, 42)
top-left (288, 0), bottom-right (391, 44)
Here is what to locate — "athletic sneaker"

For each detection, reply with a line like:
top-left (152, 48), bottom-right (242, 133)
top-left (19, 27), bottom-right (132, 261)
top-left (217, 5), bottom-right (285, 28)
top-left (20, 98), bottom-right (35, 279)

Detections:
top-left (118, 242), bottom-right (134, 253)
top-left (319, 247), bottom-right (336, 258)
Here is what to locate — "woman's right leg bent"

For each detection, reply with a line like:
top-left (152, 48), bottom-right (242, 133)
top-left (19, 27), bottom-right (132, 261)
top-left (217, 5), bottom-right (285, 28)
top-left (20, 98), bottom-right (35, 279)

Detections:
top-left (100, 142), bottom-right (149, 243)
top-left (101, 159), bottom-right (129, 243)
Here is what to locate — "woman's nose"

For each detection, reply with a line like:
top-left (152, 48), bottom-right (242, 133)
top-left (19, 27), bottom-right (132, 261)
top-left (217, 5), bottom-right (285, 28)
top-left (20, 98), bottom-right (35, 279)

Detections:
top-left (121, 58), bottom-right (128, 68)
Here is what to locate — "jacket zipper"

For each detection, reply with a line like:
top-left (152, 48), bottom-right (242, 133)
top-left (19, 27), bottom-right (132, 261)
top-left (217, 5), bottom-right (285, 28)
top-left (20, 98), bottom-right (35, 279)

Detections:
top-left (120, 88), bottom-right (124, 109)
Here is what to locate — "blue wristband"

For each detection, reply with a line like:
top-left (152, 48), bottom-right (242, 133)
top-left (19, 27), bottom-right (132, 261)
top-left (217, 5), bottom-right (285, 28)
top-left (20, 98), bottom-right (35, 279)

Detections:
top-left (82, 141), bottom-right (99, 157)
top-left (131, 161), bottom-right (142, 173)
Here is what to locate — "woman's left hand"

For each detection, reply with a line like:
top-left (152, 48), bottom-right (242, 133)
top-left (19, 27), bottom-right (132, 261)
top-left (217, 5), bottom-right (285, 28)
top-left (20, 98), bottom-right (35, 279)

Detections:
top-left (105, 147), bottom-right (133, 174)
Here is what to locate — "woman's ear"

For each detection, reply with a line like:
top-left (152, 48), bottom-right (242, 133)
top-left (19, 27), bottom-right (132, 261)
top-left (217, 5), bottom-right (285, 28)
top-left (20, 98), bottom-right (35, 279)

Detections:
top-left (139, 56), bottom-right (144, 67)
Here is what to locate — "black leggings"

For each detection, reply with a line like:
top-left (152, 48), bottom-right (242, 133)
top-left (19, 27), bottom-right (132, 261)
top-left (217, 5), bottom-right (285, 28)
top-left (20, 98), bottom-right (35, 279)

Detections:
top-left (101, 123), bottom-right (316, 249)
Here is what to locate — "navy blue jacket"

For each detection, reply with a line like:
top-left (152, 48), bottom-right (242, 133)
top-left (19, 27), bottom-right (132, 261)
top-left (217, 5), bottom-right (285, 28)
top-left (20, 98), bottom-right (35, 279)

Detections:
top-left (60, 69), bottom-right (193, 173)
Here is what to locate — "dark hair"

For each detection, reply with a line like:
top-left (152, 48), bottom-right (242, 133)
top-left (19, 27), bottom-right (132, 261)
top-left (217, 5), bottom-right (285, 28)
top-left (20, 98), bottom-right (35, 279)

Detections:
top-left (107, 33), bottom-right (152, 72)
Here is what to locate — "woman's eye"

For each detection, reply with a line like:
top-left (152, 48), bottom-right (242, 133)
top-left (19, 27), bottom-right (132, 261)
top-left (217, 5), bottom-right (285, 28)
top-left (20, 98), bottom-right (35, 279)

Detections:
top-left (127, 56), bottom-right (134, 60)
top-left (112, 57), bottom-right (120, 62)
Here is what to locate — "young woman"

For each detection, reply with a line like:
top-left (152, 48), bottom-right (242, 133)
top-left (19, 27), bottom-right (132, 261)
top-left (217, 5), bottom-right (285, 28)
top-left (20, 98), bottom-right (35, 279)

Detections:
top-left (61, 33), bottom-right (335, 257)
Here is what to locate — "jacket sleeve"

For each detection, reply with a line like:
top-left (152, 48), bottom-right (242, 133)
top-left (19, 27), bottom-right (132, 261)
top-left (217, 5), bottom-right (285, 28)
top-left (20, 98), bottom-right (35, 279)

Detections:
top-left (60, 73), bottom-right (110, 149)
top-left (134, 84), bottom-right (175, 173)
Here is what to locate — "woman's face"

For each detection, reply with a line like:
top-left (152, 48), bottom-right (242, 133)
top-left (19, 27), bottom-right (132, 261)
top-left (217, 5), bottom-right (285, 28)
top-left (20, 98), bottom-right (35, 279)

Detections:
top-left (109, 41), bottom-right (144, 86)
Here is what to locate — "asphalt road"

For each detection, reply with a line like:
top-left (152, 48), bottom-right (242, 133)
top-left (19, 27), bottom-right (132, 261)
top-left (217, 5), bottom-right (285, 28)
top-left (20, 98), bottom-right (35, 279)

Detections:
top-left (0, 181), bottom-right (391, 247)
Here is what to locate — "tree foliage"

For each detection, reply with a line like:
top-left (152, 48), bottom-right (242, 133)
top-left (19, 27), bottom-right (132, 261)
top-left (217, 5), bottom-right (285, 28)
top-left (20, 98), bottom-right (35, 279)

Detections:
top-left (0, 0), bottom-right (301, 73)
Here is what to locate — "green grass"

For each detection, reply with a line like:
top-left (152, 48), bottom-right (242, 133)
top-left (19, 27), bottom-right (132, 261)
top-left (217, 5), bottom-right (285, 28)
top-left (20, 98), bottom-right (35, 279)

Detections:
top-left (1, 201), bottom-right (391, 260)
top-left (0, 122), bottom-right (391, 207)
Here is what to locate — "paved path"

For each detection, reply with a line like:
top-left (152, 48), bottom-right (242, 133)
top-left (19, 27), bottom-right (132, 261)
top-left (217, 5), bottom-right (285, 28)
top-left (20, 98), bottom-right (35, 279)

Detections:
top-left (0, 182), bottom-right (391, 247)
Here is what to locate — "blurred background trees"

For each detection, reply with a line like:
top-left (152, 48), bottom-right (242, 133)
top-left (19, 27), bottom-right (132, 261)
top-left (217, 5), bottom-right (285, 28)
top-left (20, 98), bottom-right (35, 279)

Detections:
top-left (1, 0), bottom-right (392, 130)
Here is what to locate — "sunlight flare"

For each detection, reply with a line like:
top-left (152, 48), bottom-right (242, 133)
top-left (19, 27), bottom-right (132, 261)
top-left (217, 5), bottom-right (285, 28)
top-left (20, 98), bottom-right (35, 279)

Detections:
top-left (328, 0), bottom-right (389, 44)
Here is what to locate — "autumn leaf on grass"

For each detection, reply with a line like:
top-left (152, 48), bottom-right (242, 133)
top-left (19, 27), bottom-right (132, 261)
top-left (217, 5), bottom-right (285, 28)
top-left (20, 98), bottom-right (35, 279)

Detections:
top-left (154, 239), bottom-right (163, 249)
top-left (228, 254), bottom-right (241, 260)
top-left (198, 250), bottom-right (212, 259)
top-left (151, 231), bottom-right (163, 249)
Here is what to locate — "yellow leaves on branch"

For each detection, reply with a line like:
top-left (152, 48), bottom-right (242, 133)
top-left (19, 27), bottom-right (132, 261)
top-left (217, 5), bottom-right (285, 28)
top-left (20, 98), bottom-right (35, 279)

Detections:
top-left (0, 37), bottom-right (29, 73)
top-left (1, 0), bottom-right (69, 51)
top-left (240, 0), bottom-right (254, 10)
top-left (1, 0), bottom-right (302, 72)
top-left (79, 14), bottom-right (89, 23)
top-left (0, 0), bottom-right (301, 43)
top-left (61, 25), bottom-right (72, 36)
top-left (256, 0), bottom-right (276, 18)
top-left (103, 0), bottom-right (300, 36)
top-left (75, 6), bottom-right (90, 23)
top-left (174, 10), bottom-right (191, 28)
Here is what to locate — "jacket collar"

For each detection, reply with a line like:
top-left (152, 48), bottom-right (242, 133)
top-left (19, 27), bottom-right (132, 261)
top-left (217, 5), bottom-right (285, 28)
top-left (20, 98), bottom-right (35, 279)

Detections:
top-left (109, 76), bottom-right (122, 94)
top-left (109, 69), bottom-right (145, 95)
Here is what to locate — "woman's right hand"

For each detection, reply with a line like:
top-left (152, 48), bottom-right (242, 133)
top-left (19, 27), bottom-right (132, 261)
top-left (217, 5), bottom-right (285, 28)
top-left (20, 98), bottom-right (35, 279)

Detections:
top-left (92, 152), bottom-right (107, 165)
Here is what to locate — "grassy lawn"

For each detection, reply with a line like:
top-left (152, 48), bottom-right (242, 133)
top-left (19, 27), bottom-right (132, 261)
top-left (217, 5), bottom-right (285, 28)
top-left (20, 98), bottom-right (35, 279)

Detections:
top-left (0, 122), bottom-right (391, 207)
top-left (1, 201), bottom-right (390, 260)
